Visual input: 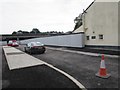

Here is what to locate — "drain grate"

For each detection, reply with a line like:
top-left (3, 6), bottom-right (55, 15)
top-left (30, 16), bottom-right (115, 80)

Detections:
top-left (6, 52), bottom-right (25, 55)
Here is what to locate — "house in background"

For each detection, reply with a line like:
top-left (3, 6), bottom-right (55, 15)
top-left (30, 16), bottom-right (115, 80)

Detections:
top-left (73, 0), bottom-right (120, 49)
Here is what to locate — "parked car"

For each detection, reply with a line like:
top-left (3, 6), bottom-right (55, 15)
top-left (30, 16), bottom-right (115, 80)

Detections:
top-left (12, 42), bottom-right (19, 47)
top-left (24, 42), bottom-right (46, 54)
top-left (7, 40), bottom-right (13, 46)
top-left (7, 40), bottom-right (19, 47)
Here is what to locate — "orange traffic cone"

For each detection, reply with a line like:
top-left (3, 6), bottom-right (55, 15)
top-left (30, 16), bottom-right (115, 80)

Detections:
top-left (96, 54), bottom-right (111, 78)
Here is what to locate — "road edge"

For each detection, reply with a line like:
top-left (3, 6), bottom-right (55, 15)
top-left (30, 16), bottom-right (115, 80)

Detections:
top-left (45, 63), bottom-right (87, 90)
top-left (47, 47), bottom-right (119, 58)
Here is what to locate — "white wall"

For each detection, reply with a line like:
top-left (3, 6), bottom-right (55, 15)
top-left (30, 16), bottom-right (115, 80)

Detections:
top-left (118, 1), bottom-right (120, 46)
top-left (73, 1), bottom-right (119, 47)
top-left (0, 41), bottom-right (7, 46)
top-left (20, 34), bottom-right (85, 48)
top-left (74, 0), bottom-right (120, 46)
top-left (85, 1), bottom-right (119, 46)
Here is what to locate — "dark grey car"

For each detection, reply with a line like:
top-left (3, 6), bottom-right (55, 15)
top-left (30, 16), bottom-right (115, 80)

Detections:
top-left (24, 42), bottom-right (46, 54)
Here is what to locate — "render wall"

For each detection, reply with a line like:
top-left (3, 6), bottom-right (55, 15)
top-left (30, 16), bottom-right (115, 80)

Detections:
top-left (85, 1), bottom-right (118, 46)
top-left (118, 1), bottom-right (120, 46)
top-left (73, 1), bottom-right (119, 47)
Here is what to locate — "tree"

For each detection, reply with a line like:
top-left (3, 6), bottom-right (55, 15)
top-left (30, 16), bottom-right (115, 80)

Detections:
top-left (22, 31), bottom-right (29, 34)
top-left (17, 30), bottom-right (23, 34)
top-left (12, 31), bottom-right (17, 35)
top-left (30, 28), bottom-right (40, 34)
top-left (66, 31), bottom-right (72, 34)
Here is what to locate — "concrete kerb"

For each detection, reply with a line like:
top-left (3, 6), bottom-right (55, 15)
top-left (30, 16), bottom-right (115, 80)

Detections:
top-left (46, 47), bottom-right (119, 58)
top-left (2, 46), bottom-right (45, 70)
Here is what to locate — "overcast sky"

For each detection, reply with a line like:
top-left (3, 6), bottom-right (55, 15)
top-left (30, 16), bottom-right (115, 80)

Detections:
top-left (0, 0), bottom-right (94, 34)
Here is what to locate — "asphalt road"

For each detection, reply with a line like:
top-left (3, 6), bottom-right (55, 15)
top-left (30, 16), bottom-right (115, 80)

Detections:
top-left (2, 45), bottom-right (119, 89)
top-left (17, 45), bottom-right (119, 89)
top-left (2, 46), bottom-right (80, 89)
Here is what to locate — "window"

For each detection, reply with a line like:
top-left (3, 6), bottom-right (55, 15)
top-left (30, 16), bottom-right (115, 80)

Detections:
top-left (91, 36), bottom-right (96, 39)
top-left (99, 34), bottom-right (103, 39)
top-left (86, 36), bottom-right (89, 40)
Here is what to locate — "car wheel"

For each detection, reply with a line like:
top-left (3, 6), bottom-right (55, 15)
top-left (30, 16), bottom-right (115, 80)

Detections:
top-left (41, 50), bottom-right (45, 54)
top-left (29, 50), bottom-right (32, 54)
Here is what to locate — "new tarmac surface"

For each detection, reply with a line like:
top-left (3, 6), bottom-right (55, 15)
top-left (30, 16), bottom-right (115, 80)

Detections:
top-left (2, 45), bottom-right (119, 89)
top-left (2, 46), bottom-right (80, 89)
top-left (17, 45), bottom-right (119, 89)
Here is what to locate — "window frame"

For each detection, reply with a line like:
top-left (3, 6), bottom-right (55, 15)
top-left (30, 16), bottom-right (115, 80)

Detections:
top-left (91, 36), bottom-right (96, 39)
top-left (86, 36), bottom-right (90, 40)
top-left (99, 34), bottom-right (104, 39)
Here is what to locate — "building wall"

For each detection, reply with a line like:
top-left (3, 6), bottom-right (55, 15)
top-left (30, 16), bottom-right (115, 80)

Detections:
top-left (73, 0), bottom-right (119, 47)
top-left (118, 1), bottom-right (120, 46)
top-left (84, 1), bottom-right (119, 46)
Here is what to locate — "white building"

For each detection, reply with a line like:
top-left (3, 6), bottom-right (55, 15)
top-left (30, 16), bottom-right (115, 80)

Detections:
top-left (73, 0), bottom-right (120, 49)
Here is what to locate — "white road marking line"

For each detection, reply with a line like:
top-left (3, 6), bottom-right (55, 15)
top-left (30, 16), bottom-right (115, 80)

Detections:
top-left (44, 63), bottom-right (87, 90)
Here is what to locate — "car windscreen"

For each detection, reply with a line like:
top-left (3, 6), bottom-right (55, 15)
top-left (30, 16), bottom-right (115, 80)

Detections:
top-left (33, 42), bottom-right (43, 46)
top-left (8, 41), bottom-right (13, 44)
top-left (28, 42), bottom-right (43, 47)
top-left (13, 42), bottom-right (18, 44)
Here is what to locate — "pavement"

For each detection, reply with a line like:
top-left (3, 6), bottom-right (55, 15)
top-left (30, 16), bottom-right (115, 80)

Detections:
top-left (3, 46), bottom-right (45, 70)
top-left (46, 45), bottom-right (119, 55)
top-left (46, 47), bottom-right (119, 58)
top-left (2, 46), bottom-right (84, 89)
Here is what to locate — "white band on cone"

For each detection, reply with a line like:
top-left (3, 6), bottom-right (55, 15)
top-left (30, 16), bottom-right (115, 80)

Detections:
top-left (100, 60), bottom-right (105, 68)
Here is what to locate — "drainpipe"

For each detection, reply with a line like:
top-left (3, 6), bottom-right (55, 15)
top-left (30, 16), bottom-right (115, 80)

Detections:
top-left (82, 9), bottom-right (87, 47)
top-left (83, 9), bottom-right (86, 32)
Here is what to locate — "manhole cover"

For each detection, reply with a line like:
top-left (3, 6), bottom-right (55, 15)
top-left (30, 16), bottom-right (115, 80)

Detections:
top-left (6, 52), bottom-right (25, 55)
